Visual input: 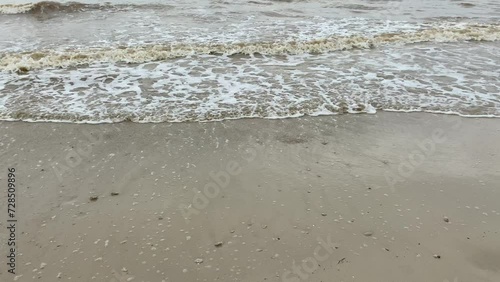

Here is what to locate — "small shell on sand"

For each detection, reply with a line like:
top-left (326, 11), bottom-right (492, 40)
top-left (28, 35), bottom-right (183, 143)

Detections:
top-left (363, 231), bottom-right (373, 237)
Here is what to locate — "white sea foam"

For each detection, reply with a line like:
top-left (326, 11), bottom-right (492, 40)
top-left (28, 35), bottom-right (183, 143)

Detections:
top-left (1, 0), bottom-right (499, 123)
top-left (1, 41), bottom-right (498, 123)
top-left (1, 23), bottom-right (499, 71)
top-left (0, 3), bottom-right (35, 14)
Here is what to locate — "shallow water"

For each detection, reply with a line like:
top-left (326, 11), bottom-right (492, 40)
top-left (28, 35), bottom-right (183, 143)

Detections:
top-left (1, 0), bottom-right (499, 122)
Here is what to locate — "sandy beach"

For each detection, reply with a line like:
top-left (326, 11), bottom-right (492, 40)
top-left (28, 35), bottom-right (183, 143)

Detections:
top-left (0, 112), bottom-right (499, 282)
top-left (2, 0), bottom-right (499, 281)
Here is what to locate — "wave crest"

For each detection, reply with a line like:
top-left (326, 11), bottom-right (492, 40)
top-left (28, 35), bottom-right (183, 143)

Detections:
top-left (1, 23), bottom-right (499, 71)
top-left (0, 1), bottom-right (174, 14)
top-left (0, 1), bottom-right (92, 14)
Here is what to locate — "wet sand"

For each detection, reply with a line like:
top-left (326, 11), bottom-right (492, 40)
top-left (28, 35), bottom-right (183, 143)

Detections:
top-left (0, 112), bottom-right (499, 282)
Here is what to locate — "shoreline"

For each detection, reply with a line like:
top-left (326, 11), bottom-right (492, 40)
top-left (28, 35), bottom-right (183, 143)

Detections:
top-left (0, 109), bottom-right (499, 125)
top-left (0, 112), bottom-right (499, 281)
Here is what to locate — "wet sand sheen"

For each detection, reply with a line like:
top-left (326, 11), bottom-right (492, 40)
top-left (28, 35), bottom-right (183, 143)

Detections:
top-left (0, 112), bottom-right (499, 281)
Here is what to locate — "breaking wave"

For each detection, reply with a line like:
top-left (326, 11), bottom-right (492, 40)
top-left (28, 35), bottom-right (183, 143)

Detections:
top-left (0, 1), bottom-right (169, 15)
top-left (2, 23), bottom-right (499, 72)
top-left (0, 1), bottom-right (96, 14)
